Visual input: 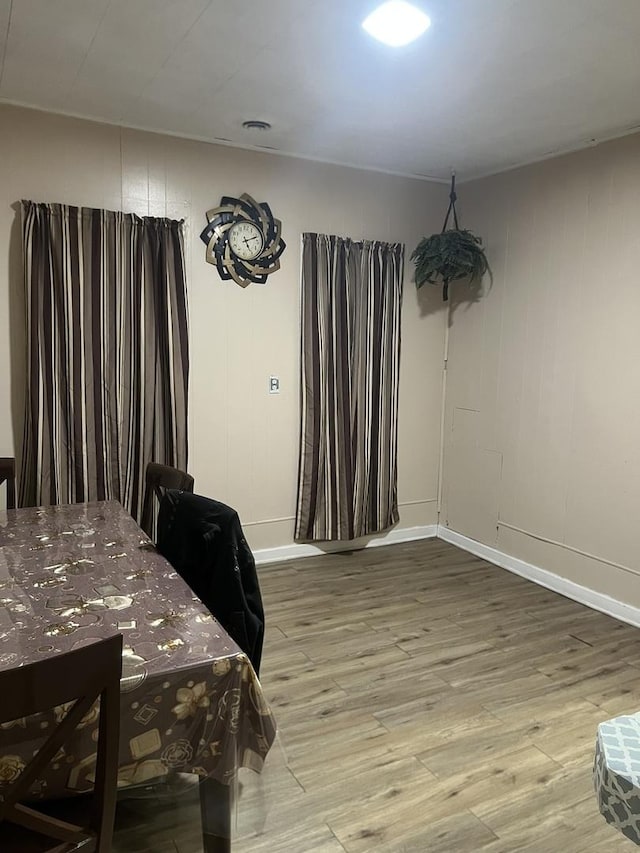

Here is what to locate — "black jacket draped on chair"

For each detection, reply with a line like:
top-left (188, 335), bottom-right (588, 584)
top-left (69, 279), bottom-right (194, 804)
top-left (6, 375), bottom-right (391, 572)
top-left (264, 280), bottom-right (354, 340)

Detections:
top-left (156, 491), bottom-right (264, 674)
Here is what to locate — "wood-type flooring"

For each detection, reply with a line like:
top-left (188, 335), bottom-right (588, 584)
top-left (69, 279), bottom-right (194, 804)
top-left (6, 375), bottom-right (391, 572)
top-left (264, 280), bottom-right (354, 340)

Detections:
top-left (113, 538), bottom-right (639, 852)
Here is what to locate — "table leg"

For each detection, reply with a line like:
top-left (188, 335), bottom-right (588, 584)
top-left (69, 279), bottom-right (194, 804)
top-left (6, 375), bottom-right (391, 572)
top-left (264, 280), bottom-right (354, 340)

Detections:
top-left (199, 776), bottom-right (232, 853)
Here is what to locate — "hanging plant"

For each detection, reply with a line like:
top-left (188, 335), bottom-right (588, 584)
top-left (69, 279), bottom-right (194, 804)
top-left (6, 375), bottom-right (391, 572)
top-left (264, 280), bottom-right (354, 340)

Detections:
top-left (411, 174), bottom-right (491, 301)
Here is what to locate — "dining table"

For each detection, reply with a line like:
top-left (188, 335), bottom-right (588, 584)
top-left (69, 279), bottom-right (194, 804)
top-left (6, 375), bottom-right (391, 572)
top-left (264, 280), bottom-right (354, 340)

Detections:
top-left (0, 499), bottom-right (277, 852)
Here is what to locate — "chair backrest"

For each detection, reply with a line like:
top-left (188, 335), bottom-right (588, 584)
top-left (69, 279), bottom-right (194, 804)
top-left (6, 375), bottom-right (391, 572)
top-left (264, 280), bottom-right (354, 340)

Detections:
top-left (0, 634), bottom-right (123, 853)
top-left (140, 462), bottom-right (194, 539)
top-left (0, 457), bottom-right (16, 510)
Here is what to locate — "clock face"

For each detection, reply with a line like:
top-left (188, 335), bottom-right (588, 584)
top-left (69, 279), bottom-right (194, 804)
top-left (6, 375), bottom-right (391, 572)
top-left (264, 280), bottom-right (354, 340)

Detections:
top-left (228, 221), bottom-right (264, 261)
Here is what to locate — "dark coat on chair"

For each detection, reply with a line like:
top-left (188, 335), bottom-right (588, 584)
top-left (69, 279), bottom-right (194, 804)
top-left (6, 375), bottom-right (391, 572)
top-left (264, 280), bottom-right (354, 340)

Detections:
top-left (156, 490), bottom-right (264, 674)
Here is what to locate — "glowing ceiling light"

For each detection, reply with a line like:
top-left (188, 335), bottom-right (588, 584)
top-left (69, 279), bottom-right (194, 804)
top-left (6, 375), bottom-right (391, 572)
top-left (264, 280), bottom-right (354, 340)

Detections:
top-left (362, 1), bottom-right (431, 47)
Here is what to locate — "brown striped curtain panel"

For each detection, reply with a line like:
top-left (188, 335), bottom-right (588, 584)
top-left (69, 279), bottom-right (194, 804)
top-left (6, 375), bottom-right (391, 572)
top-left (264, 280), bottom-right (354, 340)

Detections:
top-left (19, 201), bottom-right (189, 522)
top-left (295, 233), bottom-right (404, 542)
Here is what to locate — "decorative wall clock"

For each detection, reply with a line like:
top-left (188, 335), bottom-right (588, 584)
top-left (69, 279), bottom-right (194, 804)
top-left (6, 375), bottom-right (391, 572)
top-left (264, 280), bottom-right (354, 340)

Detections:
top-left (199, 194), bottom-right (286, 287)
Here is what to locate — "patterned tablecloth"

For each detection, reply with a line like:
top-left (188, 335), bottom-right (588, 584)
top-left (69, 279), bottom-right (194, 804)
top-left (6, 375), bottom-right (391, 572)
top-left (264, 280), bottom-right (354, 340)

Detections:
top-left (0, 501), bottom-right (277, 799)
top-left (594, 713), bottom-right (640, 844)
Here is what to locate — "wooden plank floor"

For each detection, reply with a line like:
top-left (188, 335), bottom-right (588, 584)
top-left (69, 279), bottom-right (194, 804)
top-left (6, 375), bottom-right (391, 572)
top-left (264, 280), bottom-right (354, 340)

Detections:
top-left (113, 539), bottom-right (640, 852)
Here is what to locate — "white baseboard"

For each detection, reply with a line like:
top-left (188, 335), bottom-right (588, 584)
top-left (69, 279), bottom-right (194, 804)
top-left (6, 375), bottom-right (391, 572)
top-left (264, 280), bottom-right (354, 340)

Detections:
top-left (437, 525), bottom-right (640, 630)
top-left (253, 524), bottom-right (438, 566)
top-left (254, 519), bottom-right (640, 629)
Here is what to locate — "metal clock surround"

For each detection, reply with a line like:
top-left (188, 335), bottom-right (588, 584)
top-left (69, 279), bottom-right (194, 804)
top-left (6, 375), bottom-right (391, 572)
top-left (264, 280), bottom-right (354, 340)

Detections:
top-left (199, 194), bottom-right (286, 287)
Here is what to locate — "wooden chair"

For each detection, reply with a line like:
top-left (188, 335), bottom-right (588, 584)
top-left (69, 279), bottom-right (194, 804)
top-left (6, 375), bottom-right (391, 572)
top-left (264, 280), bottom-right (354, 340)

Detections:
top-left (140, 461), bottom-right (194, 539)
top-left (0, 634), bottom-right (123, 853)
top-left (0, 457), bottom-right (16, 509)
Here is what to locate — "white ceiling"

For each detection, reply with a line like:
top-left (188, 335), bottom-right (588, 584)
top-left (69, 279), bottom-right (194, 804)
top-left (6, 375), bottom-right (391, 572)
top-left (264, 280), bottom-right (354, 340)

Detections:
top-left (1, 0), bottom-right (640, 181)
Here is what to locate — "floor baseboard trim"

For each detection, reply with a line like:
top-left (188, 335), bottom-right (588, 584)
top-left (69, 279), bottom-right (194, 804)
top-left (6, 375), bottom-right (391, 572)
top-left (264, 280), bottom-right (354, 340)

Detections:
top-left (437, 525), bottom-right (640, 630)
top-left (254, 524), bottom-right (438, 566)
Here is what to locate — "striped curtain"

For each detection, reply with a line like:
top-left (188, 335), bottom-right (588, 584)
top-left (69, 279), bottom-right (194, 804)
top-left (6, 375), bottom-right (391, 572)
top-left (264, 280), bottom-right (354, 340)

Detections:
top-left (295, 233), bottom-right (404, 541)
top-left (19, 201), bottom-right (189, 522)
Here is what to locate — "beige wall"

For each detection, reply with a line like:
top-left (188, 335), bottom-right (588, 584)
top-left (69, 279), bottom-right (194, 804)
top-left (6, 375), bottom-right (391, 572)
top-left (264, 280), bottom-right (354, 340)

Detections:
top-left (0, 104), bottom-right (447, 545)
top-left (3, 104), bottom-right (639, 604)
top-left (441, 132), bottom-right (640, 606)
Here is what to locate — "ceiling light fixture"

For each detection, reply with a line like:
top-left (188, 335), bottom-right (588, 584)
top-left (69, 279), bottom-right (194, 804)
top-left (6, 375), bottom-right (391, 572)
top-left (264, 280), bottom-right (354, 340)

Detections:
top-left (242, 120), bottom-right (272, 131)
top-left (362, 1), bottom-right (431, 47)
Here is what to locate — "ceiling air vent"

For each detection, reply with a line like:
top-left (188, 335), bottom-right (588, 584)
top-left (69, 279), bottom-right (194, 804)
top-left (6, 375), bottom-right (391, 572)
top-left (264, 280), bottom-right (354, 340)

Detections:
top-left (242, 120), bottom-right (272, 131)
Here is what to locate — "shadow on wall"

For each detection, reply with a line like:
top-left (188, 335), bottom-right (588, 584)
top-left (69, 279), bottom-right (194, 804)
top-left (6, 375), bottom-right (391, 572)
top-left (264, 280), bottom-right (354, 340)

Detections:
top-left (415, 276), bottom-right (488, 327)
top-left (8, 203), bottom-right (25, 477)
